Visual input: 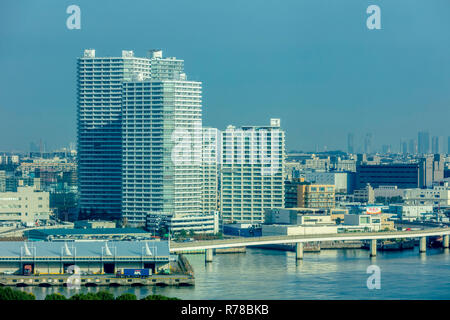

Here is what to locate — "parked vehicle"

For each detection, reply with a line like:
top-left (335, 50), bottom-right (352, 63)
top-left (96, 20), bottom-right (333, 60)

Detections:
top-left (2, 270), bottom-right (14, 275)
top-left (23, 265), bottom-right (33, 276)
top-left (116, 268), bottom-right (152, 278)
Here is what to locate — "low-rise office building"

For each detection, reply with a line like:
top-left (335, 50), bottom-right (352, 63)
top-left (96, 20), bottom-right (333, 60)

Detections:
top-left (223, 223), bottom-right (262, 237)
top-left (261, 224), bottom-right (337, 236)
top-left (388, 204), bottom-right (434, 221)
top-left (285, 179), bottom-right (335, 209)
top-left (146, 212), bottom-right (220, 235)
top-left (305, 171), bottom-right (355, 194)
top-left (403, 183), bottom-right (450, 206)
top-left (352, 184), bottom-right (375, 203)
top-left (265, 208), bottom-right (333, 225)
top-left (0, 186), bottom-right (50, 226)
top-left (373, 186), bottom-right (404, 201)
top-left (74, 220), bottom-right (117, 229)
top-left (342, 214), bottom-right (382, 232)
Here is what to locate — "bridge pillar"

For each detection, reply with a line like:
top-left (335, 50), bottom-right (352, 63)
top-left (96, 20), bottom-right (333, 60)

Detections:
top-left (205, 249), bottom-right (213, 263)
top-left (370, 239), bottom-right (377, 257)
top-left (419, 236), bottom-right (427, 253)
top-left (295, 242), bottom-right (304, 260)
top-left (443, 235), bottom-right (449, 249)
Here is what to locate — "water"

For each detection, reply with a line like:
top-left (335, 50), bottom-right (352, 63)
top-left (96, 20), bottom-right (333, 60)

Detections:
top-left (19, 247), bottom-right (450, 300)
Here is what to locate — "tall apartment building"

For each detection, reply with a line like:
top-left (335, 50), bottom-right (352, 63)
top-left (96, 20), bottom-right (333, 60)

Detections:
top-left (122, 79), bottom-right (203, 225)
top-left (77, 49), bottom-right (151, 220)
top-left (0, 171), bottom-right (5, 192)
top-left (77, 49), bottom-right (191, 223)
top-left (220, 119), bottom-right (285, 224)
top-left (202, 128), bottom-right (220, 214)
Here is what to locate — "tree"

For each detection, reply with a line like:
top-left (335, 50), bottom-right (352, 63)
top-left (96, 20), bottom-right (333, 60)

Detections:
top-left (45, 293), bottom-right (67, 300)
top-left (69, 292), bottom-right (102, 300)
top-left (179, 229), bottom-right (187, 238)
top-left (141, 294), bottom-right (180, 300)
top-left (115, 293), bottom-right (137, 300)
top-left (158, 227), bottom-right (168, 238)
top-left (0, 287), bottom-right (35, 300)
top-left (335, 217), bottom-right (342, 225)
top-left (95, 291), bottom-right (115, 300)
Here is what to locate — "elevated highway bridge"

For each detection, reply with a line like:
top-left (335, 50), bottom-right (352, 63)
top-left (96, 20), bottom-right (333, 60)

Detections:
top-left (170, 228), bottom-right (450, 262)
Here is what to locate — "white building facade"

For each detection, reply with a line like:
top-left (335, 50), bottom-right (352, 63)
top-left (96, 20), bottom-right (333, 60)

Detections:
top-left (220, 119), bottom-right (285, 224)
top-left (0, 186), bottom-right (50, 226)
top-left (403, 183), bottom-right (450, 206)
top-left (122, 80), bottom-right (203, 225)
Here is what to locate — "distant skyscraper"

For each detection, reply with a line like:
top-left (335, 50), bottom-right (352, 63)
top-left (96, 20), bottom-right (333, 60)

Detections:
top-left (408, 139), bottom-right (417, 154)
top-left (381, 145), bottom-right (391, 154)
top-left (347, 133), bottom-right (354, 154)
top-left (29, 142), bottom-right (39, 153)
top-left (448, 136), bottom-right (450, 155)
top-left (220, 119), bottom-right (285, 224)
top-left (400, 140), bottom-right (408, 155)
top-left (431, 136), bottom-right (442, 154)
top-left (364, 133), bottom-right (372, 154)
top-left (418, 131), bottom-right (430, 154)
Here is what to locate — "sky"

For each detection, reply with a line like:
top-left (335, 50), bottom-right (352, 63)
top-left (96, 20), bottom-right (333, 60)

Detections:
top-left (0, 0), bottom-right (449, 153)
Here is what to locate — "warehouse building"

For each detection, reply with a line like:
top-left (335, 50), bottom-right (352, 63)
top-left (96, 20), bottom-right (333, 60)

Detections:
top-left (0, 240), bottom-right (173, 275)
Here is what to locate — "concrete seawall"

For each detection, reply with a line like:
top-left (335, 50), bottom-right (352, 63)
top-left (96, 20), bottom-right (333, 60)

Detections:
top-left (0, 274), bottom-right (194, 287)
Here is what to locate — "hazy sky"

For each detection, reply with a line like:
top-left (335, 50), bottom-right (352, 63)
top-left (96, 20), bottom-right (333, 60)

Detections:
top-left (0, 0), bottom-right (449, 152)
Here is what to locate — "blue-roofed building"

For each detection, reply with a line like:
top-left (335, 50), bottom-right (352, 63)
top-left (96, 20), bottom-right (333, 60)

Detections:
top-left (0, 240), bottom-right (174, 275)
top-left (24, 227), bottom-right (152, 241)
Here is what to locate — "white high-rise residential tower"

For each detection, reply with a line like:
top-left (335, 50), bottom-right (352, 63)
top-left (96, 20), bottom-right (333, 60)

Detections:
top-left (77, 49), bottom-right (188, 222)
top-left (77, 49), bottom-right (151, 219)
top-left (202, 127), bottom-right (220, 214)
top-left (220, 119), bottom-right (285, 223)
top-left (122, 79), bottom-right (203, 225)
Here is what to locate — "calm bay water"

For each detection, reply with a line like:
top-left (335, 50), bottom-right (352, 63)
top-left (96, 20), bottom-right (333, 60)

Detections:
top-left (20, 247), bottom-right (450, 300)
